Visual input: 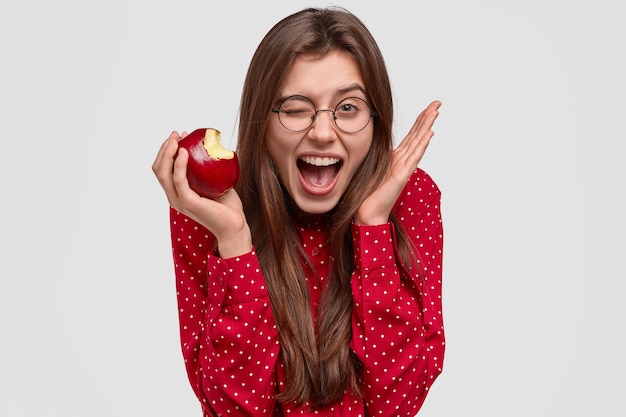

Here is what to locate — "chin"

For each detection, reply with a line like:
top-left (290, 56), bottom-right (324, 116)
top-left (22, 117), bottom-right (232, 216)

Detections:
top-left (292, 194), bottom-right (340, 215)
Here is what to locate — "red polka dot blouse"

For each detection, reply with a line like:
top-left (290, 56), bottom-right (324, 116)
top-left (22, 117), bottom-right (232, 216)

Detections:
top-left (168, 168), bottom-right (445, 416)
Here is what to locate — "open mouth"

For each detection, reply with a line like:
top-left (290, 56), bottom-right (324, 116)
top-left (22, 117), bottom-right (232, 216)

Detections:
top-left (297, 156), bottom-right (342, 193)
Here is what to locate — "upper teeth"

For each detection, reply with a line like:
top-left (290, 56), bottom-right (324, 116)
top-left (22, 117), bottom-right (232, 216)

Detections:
top-left (301, 156), bottom-right (340, 166)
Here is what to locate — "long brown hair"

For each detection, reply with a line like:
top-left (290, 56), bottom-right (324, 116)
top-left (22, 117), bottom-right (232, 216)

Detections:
top-left (236, 7), bottom-right (415, 407)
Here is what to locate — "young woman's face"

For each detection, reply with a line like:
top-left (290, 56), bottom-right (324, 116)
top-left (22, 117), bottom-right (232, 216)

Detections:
top-left (267, 50), bottom-right (374, 214)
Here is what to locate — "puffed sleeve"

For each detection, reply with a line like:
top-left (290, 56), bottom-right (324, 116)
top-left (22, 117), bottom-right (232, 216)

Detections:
top-left (169, 208), bottom-right (281, 416)
top-left (350, 168), bottom-right (445, 417)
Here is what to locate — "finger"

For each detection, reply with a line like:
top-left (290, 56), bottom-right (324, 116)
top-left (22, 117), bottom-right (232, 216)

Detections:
top-left (392, 103), bottom-right (440, 174)
top-left (152, 133), bottom-right (180, 188)
top-left (171, 147), bottom-right (211, 209)
top-left (396, 110), bottom-right (439, 163)
top-left (408, 101), bottom-right (441, 137)
top-left (414, 107), bottom-right (440, 145)
top-left (396, 101), bottom-right (440, 151)
top-left (402, 114), bottom-right (437, 164)
top-left (152, 134), bottom-right (172, 170)
top-left (157, 132), bottom-right (187, 195)
top-left (410, 129), bottom-right (434, 162)
top-left (172, 147), bottom-right (191, 194)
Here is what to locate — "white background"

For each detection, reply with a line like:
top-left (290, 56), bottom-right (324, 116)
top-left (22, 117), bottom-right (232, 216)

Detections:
top-left (1, 0), bottom-right (624, 415)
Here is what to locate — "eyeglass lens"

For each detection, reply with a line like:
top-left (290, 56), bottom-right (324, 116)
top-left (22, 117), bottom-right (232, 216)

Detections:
top-left (277, 96), bottom-right (373, 133)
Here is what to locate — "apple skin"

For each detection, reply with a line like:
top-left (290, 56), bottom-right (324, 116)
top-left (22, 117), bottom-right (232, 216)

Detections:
top-left (177, 128), bottom-right (240, 199)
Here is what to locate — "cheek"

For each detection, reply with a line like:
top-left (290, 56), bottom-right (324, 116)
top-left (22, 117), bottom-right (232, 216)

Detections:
top-left (348, 132), bottom-right (374, 169)
top-left (266, 127), bottom-right (295, 180)
top-left (354, 142), bottom-right (371, 164)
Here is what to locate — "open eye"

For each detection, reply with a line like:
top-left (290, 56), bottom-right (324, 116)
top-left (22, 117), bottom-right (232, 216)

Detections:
top-left (338, 103), bottom-right (358, 113)
top-left (335, 98), bottom-right (366, 119)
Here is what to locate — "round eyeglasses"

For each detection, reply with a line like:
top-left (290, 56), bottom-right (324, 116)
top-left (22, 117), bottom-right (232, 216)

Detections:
top-left (271, 95), bottom-right (377, 133)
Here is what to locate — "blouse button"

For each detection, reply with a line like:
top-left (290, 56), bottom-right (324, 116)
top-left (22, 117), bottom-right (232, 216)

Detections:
top-left (311, 247), bottom-right (320, 256)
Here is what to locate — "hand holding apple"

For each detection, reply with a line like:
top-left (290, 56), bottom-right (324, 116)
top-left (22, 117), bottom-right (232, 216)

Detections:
top-left (177, 128), bottom-right (240, 199)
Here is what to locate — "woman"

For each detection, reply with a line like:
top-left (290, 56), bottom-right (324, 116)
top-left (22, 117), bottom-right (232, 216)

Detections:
top-left (152, 6), bottom-right (445, 416)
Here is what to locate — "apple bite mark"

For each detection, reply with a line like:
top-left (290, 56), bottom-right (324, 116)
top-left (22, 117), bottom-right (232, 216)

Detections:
top-left (202, 128), bottom-right (235, 159)
top-left (178, 128), bottom-right (240, 200)
top-left (297, 156), bottom-right (342, 193)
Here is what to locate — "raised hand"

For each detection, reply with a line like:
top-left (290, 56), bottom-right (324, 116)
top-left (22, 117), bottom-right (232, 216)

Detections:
top-left (355, 101), bottom-right (441, 225)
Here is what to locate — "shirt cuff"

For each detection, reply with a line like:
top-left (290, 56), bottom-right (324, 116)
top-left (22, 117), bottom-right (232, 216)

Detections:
top-left (351, 222), bottom-right (397, 271)
top-left (220, 248), bottom-right (268, 304)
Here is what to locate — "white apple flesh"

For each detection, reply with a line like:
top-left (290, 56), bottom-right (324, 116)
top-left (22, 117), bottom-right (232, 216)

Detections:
top-left (178, 128), bottom-right (239, 199)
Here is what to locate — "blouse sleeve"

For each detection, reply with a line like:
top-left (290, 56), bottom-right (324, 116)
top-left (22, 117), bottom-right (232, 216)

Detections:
top-left (169, 208), bottom-right (280, 416)
top-left (350, 169), bottom-right (445, 417)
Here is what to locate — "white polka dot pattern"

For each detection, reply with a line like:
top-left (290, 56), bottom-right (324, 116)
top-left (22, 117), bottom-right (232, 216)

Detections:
top-left (168, 168), bottom-right (445, 416)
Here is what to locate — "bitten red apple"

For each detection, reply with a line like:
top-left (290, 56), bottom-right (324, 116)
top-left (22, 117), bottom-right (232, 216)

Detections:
top-left (177, 128), bottom-right (239, 199)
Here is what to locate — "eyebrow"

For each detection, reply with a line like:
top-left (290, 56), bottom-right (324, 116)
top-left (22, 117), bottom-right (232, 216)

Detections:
top-left (275, 84), bottom-right (369, 106)
top-left (336, 83), bottom-right (367, 97)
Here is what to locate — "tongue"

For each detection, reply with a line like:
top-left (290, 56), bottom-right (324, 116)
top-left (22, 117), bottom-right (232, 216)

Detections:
top-left (300, 164), bottom-right (336, 189)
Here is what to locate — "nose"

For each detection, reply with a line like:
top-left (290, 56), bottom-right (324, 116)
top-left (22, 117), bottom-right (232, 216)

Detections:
top-left (308, 110), bottom-right (337, 143)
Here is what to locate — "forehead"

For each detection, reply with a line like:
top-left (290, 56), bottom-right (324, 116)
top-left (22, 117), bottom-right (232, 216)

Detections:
top-left (279, 50), bottom-right (366, 101)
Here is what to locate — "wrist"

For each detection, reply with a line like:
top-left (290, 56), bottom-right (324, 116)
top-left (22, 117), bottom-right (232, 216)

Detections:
top-left (216, 226), bottom-right (253, 258)
top-left (354, 211), bottom-right (389, 226)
